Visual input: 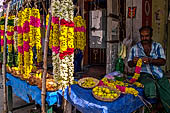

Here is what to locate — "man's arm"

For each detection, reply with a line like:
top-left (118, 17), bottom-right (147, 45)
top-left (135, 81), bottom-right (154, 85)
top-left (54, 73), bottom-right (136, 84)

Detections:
top-left (149, 58), bottom-right (166, 66)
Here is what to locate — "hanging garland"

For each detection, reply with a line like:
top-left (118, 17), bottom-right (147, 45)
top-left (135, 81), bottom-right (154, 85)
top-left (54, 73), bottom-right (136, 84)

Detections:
top-left (67, 0), bottom-right (75, 86)
top-left (51, 0), bottom-right (60, 81)
top-left (74, 16), bottom-right (86, 51)
top-left (34, 8), bottom-right (42, 65)
top-left (0, 16), bottom-right (5, 63)
top-left (17, 11), bottom-right (24, 74)
top-left (23, 8), bottom-right (31, 78)
top-left (58, 0), bottom-right (69, 89)
top-left (14, 16), bottom-right (18, 66)
top-left (52, 0), bottom-right (74, 90)
top-left (7, 15), bottom-right (15, 67)
top-left (30, 8), bottom-right (42, 70)
top-left (46, 14), bottom-right (53, 49)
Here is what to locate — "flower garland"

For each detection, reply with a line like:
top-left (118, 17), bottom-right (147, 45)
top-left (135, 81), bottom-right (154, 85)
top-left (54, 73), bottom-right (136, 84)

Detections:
top-left (29, 8), bottom-right (35, 72)
top-left (23, 8), bottom-right (31, 78)
top-left (58, 0), bottom-right (69, 89)
top-left (130, 58), bottom-right (142, 83)
top-left (51, 0), bottom-right (60, 81)
top-left (17, 11), bottom-right (24, 74)
top-left (74, 16), bottom-right (86, 51)
top-left (52, 0), bottom-right (74, 90)
top-left (30, 8), bottom-right (42, 69)
top-left (34, 8), bottom-right (42, 64)
top-left (0, 16), bottom-right (5, 62)
top-left (7, 15), bottom-right (15, 67)
top-left (14, 17), bottom-right (18, 66)
top-left (100, 77), bottom-right (139, 96)
top-left (67, 0), bottom-right (74, 86)
top-left (46, 14), bottom-right (53, 49)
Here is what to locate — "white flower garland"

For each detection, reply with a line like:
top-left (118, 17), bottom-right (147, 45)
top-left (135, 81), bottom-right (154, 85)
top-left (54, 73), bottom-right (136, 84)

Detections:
top-left (52, 0), bottom-right (74, 90)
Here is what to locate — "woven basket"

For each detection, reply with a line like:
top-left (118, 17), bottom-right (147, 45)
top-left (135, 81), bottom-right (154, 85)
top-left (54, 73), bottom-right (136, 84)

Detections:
top-left (78, 77), bottom-right (99, 89)
top-left (92, 86), bottom-right (120, 102)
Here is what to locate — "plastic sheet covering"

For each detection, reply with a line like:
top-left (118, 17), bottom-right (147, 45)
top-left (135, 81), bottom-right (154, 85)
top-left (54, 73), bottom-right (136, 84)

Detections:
top-left (62, 84), bottom-right (145, 113)
top-left (6, 73), bottom-right (62, 106)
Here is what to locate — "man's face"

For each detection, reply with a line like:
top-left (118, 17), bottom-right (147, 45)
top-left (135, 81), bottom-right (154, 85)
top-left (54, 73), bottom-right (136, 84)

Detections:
top-left (140, 29), bottom-right (152, 44)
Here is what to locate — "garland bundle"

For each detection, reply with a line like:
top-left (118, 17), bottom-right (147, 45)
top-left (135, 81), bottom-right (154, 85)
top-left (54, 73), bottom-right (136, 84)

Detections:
top-left (51, 0), bottom-right (60, 80)
top-left (74, 16), bottom-right (86, 51)
top-left (14, 17), bottom-right (18, 66)
top-left (0, 16), bottom-right (5, 62)
top-left (46, 14), bottom-right (53, 49)
top-left (51, 0), bottom-right (74, 90)
top-left (23, 8), bottom-right (31, 78)
top-left (7, 15), bottom-right (15, 67)
top-left (17, 11), bottom-right (24, 73)
top-left (30, 8), bottom-right (42, 69)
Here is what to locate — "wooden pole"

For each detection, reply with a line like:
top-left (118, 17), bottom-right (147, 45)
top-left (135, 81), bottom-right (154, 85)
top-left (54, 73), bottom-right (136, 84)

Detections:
top-left (41, 10), bottom-right (52, 113)
top-left (2, 1), bottom-right (11, 113)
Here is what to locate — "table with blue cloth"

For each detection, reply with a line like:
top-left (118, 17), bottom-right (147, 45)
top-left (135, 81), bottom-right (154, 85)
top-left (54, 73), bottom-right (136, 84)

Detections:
top-left (62, 84), bottom-right (147, 113)
top-left (6, 73), bottom-right (62, 112)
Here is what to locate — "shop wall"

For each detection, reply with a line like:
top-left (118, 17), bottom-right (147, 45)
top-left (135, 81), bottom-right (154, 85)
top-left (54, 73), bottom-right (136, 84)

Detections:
top-left (126, 0), bottom-right (142, 44)
top-left (152, 0), bottom-right (166, 44)
top-left (152, 0), bottom-right (168, 71)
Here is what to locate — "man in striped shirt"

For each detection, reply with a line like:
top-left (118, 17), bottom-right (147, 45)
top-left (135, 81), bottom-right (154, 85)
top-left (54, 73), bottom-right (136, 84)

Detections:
top-left (128, 26), bottom-right (170, 113)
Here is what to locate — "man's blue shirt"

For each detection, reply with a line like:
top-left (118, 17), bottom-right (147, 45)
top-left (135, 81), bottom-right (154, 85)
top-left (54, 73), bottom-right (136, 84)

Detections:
top-left (128, 41), bottom-right (166, 78)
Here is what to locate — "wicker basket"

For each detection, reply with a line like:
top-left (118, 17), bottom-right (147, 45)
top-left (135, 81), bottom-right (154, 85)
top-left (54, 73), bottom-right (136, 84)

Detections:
top-left (92, 86), bottom-right (120, 102)
top-left (78, 77), bottom-right (99, 89)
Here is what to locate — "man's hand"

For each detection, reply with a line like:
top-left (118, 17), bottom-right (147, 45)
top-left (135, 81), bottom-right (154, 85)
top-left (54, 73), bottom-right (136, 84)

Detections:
top-left (142, 57), bottom-right (152, 64)
top-left (133, 57), bottom-right (139, 64)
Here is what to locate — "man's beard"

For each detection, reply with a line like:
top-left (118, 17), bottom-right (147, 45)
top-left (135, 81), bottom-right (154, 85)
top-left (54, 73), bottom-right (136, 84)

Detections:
top-left (141, 39), bottom-right (152, 44)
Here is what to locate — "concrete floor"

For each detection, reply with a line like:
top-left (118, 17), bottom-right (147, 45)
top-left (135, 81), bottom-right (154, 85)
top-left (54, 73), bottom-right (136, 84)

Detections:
top-left (0, 75), bottom-right (40, 113)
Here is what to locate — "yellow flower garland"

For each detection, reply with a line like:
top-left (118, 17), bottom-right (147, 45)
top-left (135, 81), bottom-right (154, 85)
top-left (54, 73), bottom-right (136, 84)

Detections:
top-left (46, 14), bottom-right (53, 49)
top-left (0, 24), bottom-right (4, 52)
top-left (23, 8), bottom-right (31, 78)
top-left (74, 16), bottom-right (86, 51)
top-left (17, 11), bottom-right (24, 74)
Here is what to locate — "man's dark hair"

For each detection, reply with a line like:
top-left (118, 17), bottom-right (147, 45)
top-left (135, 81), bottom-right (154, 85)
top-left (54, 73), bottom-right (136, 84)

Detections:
top-left (139, 26), bottom-right (153, 37)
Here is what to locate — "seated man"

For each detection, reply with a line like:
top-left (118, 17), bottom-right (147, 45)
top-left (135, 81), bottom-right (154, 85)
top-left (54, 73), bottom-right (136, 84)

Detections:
top-left (128, 26), bottom-right (170, 113)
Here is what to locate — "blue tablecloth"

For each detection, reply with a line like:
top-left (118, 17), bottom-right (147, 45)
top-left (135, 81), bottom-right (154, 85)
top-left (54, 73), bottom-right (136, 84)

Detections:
top-left (6, 73), bottom-right (62, 106)
top-left (63, 84), bottom-right (146, 113)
